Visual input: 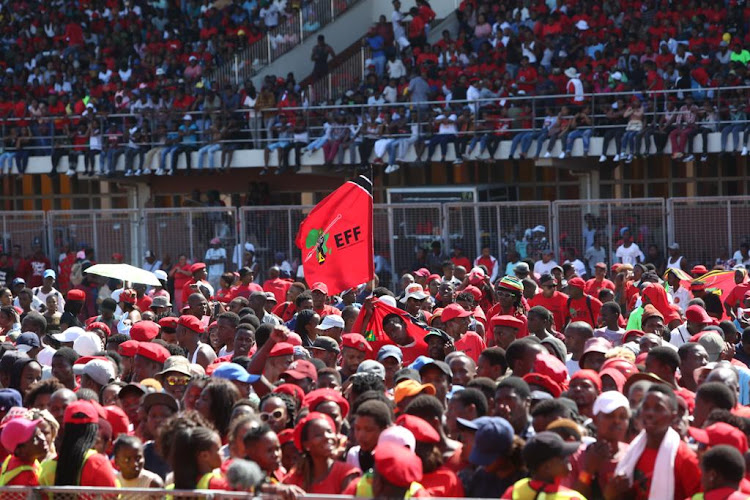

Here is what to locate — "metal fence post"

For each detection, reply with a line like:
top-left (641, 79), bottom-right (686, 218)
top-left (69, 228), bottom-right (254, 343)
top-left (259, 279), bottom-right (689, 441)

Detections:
top-left (606, 203), bottom-right (613, 266)
top-left (728, 200), bottom-right (733, 257)
top-left (666, 198), bottom-right (674, 252)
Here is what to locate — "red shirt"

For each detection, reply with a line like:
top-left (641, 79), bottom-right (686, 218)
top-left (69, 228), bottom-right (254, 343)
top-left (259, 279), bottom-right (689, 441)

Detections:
top-left (263, 278), bottom-right (292, 304)
top-left (529, 291), bottom-right (570, 332)
top-left (2, 456), bottom-right (39, 486)
top-left (584, 278), bottom-right (615, 297)
top-left (283, 461), bottom-right (360, 494)
top-left (228, 282), bottom-right (263, 301)
top-left (451, 256), bottom-right (472, 270)
top-left (79, 452), bottom-right (118, 487)
top-left (631, 441), bottom-right (700, 500)
top-left (315, 304), bottom-right (342, 318)
top-left (565, 295), bottom-right (602, 327)
top-left (273, 301), bottom-right (297, 323)
top-left (136, 295), bottom-right (152, 312)
top-left (455, 331), bottom-right (486, 362)
top-left (725, 282), bottom-right (750, 308)
top-left (420, 466), bottom-right (464, 497)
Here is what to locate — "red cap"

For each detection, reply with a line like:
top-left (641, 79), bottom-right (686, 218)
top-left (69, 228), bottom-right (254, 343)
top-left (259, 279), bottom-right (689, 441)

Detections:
top-left (303, 388), bottom-right (350, 418)
top-left (310, 282), bottom-right (329, 295)
top-left (373, 443), bottom-right (423, 488)
top-left (64, 400), bottom-right (99, 425)
top-left (273, 384), bottom-right (305, 404)
top-left (293, 412), bottom-right (336, 451)
top-left (523, 372), bottom-right (563, 398)
top-left (594, 262), bottom-right (607, 269)
top-left (269, 342), bottom-right (294, 357)
top-left (568, 277), bottom-right (586, 289)
top-left (533, 353), bottom-right (568, 388)
top-left (104, 405), bottom-right (130, 438)
top-left (286, 332), bottom-right (303, 347)
top-left (130, 321), bottom-right (160, 342)
top-left (691, 265), bottom-right (709, 275)
top-left (73, 355), bottom-right (108, 366)
top-left (463, 285), bottom-right (482, 303)
top-left (413, 268), bottom-right (430, 277)
top-left (685, 305), bottom-right (712, 324)
top-left (599, 368), bottom-right (627, 392)
top-left (158, 317), bottom-right (179, 330)
top-left (490, 314), bottom-right (524, 329)
top-left (86, 320), bottom-right (110, 337)
top-left (441, 303), bottom-right (472, 323)
top-left (427, 274), bottom-right (441, 283)
top-left (600, 357), bottom-right (638, 378)
top-left (341, 333), bottom-right (371, 353)
top-left (118, 340), bottom-right (140, 358)
top-left (623, 330), bottom-right (645, 344)
top-left (688, 422), bottom-right (748, 453)
top-left (178, 315), bottom-right (203, 334)
top-left (691, 280), bottom-right (707, 290)
top-left (571, 369), bottom-right (602, 392)
top-left (136, 342), bottom-right (170, 364)
top-left (282, 360), bottom-right (319, 383)
top-left (120, 289), bottom-right (137, 305)
top-left (112, 253), bottom-right (124, 261)
top-left (190, 262), bottom-right (206, 273)
top-left (395, 414), bottom-right (440, 443)
top-left (278, 429), bottom-right (295, 447)
top-left (67, 289), bottom-right (86, 301)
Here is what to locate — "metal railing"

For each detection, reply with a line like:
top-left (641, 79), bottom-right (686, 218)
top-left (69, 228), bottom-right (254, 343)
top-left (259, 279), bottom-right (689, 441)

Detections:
top-left (209, 0), bottom-right (363, 86)
top-left (3, 197), bottom-right (749, 294)
top-left (0, 486), bottom-right (391, 499)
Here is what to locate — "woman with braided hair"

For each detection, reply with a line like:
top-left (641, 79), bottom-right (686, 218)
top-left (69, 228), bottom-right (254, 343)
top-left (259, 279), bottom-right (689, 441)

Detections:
top-left (487, 276), bottom-right (530, 340)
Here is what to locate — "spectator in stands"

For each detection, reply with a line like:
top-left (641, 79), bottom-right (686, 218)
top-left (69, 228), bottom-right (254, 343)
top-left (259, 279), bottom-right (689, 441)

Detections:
top-left (669, 96), bottom-right (698, 160)
top-left (197, 120), bottom-right (223, 171)
top-left (174, 115), bottom-right (199, 173)
top-left (599, 99), bottom-right (626, 163)
top-left (542, 107), bottom-right (569, 159)
top-left (261, 121), bottom-right (292, 176)
top-left (159, 124), bottom-right (182, 177)
top-left (311, 35), bottom-right (336, 80)
top-left (687, 102), bottom-right (718, 163)
top-left (622, 100), bottom-right (645, 163)
top-left (560, 107), bottom-right (592, 159)
top-left (722, 105), bottom-right (746, 154)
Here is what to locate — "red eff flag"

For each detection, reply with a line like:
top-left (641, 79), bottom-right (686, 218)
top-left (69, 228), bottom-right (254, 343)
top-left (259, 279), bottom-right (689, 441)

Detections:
top-left (295, 176), bottom-right (374, 295)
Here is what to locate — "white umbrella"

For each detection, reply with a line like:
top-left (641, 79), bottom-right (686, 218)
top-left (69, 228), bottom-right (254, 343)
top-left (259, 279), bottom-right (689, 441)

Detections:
top-left (84, 263), bottom-right (162, 286)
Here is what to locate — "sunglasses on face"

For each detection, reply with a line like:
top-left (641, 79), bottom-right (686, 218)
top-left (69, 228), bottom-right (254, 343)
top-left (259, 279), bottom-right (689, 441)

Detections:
top-left (260, 409), bottom-right (285, 422)
top-left (496, 290), bottom-right (515, 298)
top-left (166, 375), bottom-right (190, 386)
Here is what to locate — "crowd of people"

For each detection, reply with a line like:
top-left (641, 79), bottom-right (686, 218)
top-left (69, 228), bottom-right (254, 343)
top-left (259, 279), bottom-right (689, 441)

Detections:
top-left (4, 0), bottom-right (750, 178)
top-left (2, 227), bottom-right (750, 498)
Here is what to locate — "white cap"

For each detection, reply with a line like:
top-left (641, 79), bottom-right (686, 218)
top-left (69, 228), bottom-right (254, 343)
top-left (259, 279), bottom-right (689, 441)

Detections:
top-left (379, 295), bottom-right (397, 308)
top-left (154, 269), bottom-right (168, 281)
top-left (183, 114), bottom-right (192, 121)
top-left (378, 425), bottom-right (416, 451)
top-left (244, 242), bottom-right (255, 252)
top-left (575, 20), bottom-right (589, 30)
top-left (82, 359), bottom-right (116, 386)
top-left (612, 71), bottom-right (623, 81)
top-left (73, 331), bottom-right (104, 357)
top-left (356, 360), bottom-right (385, 380)
top-left (400, 283), bottom-right (428, 303)
top-left (593, 391), bottom-right (630, 416)
top-left (317, 315), bottom-right (345, 330)
top-left (51, 326), bottom-right (85, 343)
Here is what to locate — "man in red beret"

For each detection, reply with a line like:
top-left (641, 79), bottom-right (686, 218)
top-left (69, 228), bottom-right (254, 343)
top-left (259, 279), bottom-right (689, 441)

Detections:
top-left (340, 333), bottom-right (372, 382)
top-left (132, 342), bottom-right (171, 382)
top-left (442, 303), bottom-right (485, 363)
top-left (158, 317), bottom-right (179, 345)
top-left (529, 274), bottom-right (569, 332)
top-left (176, 314), bottom-right (216, 369)
top-left (265, 342), bottom-right (294, 384)
top-left (490, 315), bottom-right (524, 350)
top-left (180, 262), bottom-right (214, 305)
top-left (564, 277), bottom-right (602, 328)
top-left (116, 339), bottom-right (140, 381)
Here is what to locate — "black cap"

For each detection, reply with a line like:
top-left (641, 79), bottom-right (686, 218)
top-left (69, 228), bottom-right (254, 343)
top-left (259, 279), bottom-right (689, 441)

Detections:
top-left (239, 267), bottom-right (253, 277)
top-left (310, 336), bottom-right (340, 353)
top-left (522, 431), bottom-right (580, 471)
top-left (419, 360), bottom-right (453, 381)
top-left (394, 368), bottom-right (420, 385)
top-left (423, 328), bottom-right (451, 343)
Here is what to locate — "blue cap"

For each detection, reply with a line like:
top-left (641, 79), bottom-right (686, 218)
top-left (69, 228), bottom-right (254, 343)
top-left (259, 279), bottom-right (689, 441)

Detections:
top-left (212, 363), bottom-right (261, 384)
top-left (468, 417), bottom-right (515, 466)
top-left (457, 415), bottom-right (495, 431)
top-left (377, 345), bottom-right (403, 363)
top-left (0, 389), bottom-right (22, 411)
top-left (408, 356), bottom-right (433, 372)
top-left (11, 278), bottom-right (24, 287)
top-left (16, 332), bottom-right (40, 349)
top-left (43, 269), bottom-right (56, 279)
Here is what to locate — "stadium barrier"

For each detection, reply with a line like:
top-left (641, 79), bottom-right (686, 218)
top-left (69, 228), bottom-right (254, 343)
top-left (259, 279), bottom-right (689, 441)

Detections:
top-left (0, 198), bottom-right (745, 287)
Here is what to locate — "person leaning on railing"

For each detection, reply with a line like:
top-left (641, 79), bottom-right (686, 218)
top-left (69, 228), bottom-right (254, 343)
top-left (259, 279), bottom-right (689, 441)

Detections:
top-left (721, 104), bottom-right (746, 154)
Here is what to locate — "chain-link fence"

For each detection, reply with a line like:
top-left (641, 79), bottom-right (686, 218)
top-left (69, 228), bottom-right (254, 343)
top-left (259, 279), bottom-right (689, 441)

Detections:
top-left (0, 211), bottom-right (46, 256)
top-left (46, 209), bottom-right (141, 266)
top-left (552, 198), bottom-right (667, 274)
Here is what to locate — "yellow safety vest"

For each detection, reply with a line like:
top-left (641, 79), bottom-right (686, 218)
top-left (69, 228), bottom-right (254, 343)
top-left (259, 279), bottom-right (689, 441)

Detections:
top-left (0, 455), bottom-right (39, 486)
top-left (354, 471), bottom-right (425, 498)
top-left (38, 449), bottom-right (98, 486)
top-left (165, 468), bottom-right (222, 500)
top-left (510, 478), bottom-right (587, 500)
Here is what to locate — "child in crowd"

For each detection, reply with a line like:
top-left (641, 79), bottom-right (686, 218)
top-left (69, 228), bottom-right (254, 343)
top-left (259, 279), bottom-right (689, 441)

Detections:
top-left (114, 435), bottom-right (163, 488)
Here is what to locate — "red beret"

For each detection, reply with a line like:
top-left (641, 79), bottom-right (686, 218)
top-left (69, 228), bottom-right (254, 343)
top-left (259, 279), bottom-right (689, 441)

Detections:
top-left (67, 289), bottom-right (85, 301)
top-left (87, 322), bottom-right (111, 338)
top-left (523, 372), bottom-right (563, 398)
top-left (533, 353), bottom-right (568, 388)
top-left (622, 330), bottom-right (645, 344)
top-left (130, 321), bottom-right (160, 342)
top-left (269, 342), bottom-right (294, 357)
top-left (568, 277), bottom-right (586, 289)
top-left (118, 339), bottom-right (141, 357)
top-left (73, 355), bottom-right (108, 366)
top-left (373, 443), bottom-right (423, 488)
top-left (278, 429), bottom-right (295, 447)
top-left (103, 405), bottom-right (130, 439)
top-left (571, 369), bottom-right (603, 392)
top-left (490, 314), bottom-right (524, 329)
top-left (136, 342), bottom-right (170, 364)
top-left (341, 333), bottom-right (372, 353)
top-left (274, 383), bottom-right (305, 404)
top-left (293, 412), bottom-right (336, 451)
top-left (178, 315), bottom-right (203, 334)
top-left (303, 388), bottom-right (350, 418)
top-left (395, 414), bottom-right (439, 443)
top-left (120, 290), bottom-right (136, 305)
top-left (685, 305), bottom-right (711, 324)
top-left (158, 317), bottom-right (179, 330)
top-left (190, 262), bottom-right (206, 273)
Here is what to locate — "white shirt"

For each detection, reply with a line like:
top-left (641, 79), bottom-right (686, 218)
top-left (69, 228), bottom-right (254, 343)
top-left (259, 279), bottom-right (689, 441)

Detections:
top-left (391, 9), bottom-right (406, 39)
top-left (733, 250), bottom-right (750, 267)
top-left (142, 260), bottom-right (162, 272)
top-left (566, 356), bottom-right (580, 376)
top-left (567, 77), bottom-right (584, 102)
top-left (534, 259), bottom-right (558, 276)
top-left (566, 259), bottom-right (587, 278)
top-left (669, 323), bottom-right (691, 348)
top-left (671, 286), bottom-right (691, 312)
top-left (204, 247), bottom-right (227, 278)
top-left (615, 243), bottom-right (642, 265)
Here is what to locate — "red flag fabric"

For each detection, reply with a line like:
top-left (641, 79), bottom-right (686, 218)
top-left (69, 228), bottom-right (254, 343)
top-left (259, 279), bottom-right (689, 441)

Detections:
top-left (352, 298), bottom-right (429, 366)
top-left (295, 176), bottom-right (374, 296)
top-left (680, 270), bottom-right (738, 320)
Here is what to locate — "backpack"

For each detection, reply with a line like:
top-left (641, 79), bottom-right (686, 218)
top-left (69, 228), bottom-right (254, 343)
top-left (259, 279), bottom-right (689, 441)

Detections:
top-left (566, 295), bottom-right (595, 326)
